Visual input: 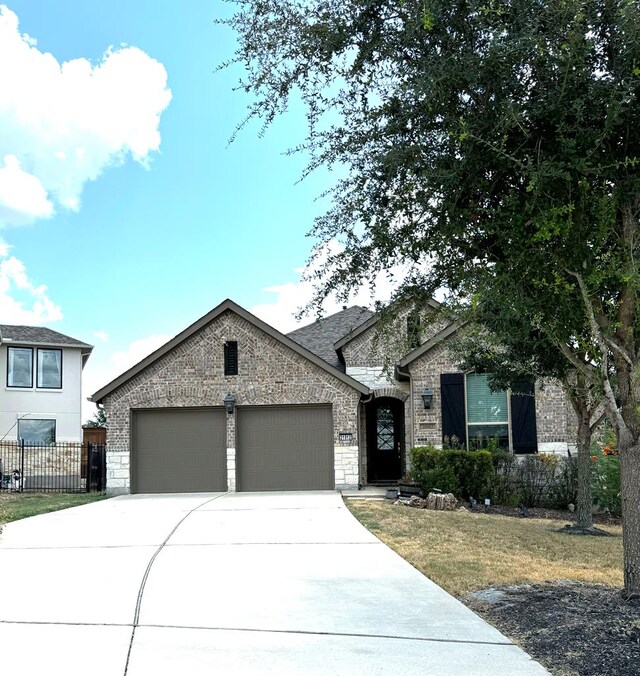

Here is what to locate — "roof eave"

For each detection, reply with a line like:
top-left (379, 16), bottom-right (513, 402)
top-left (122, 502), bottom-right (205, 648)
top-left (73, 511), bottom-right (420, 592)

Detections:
top-left (334, 298), bottom-right (442, 350)
top-left (396, 321), bottom-right (466, 369)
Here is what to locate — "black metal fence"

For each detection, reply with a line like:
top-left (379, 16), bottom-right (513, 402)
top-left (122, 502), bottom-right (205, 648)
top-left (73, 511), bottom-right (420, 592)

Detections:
top-left (0, 440), bottom-right (106, 493)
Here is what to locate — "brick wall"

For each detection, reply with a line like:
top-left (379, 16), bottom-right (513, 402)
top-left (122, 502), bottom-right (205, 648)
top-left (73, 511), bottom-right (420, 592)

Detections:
top-left (407, 340), bottom-right (573, 453)
top-left (103, 310), bottom-right (362, 494)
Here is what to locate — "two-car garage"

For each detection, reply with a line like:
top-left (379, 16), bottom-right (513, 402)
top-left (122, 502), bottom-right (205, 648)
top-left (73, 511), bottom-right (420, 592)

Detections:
top-left (131, 405), bottom-right (334, 494)
top-left (91, 300), bottom-right (366, 496)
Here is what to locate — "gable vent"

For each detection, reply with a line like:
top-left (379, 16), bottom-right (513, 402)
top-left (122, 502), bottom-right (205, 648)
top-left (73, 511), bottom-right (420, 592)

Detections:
top-left (224, 341), bottom-right (238, 376)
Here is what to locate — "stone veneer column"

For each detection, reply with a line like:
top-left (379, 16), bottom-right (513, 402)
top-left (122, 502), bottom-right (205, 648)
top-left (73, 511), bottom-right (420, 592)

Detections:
top-left (334, 445), bottom-right (359, 489)
top-left (106, 447), bottom-right (130, 496)
top-left (226, 409), bottom-right (236, 492)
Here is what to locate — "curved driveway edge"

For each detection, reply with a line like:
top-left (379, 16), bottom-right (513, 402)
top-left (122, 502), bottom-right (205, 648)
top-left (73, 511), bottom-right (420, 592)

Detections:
top-left (0, 492), bottom-right (548, 675)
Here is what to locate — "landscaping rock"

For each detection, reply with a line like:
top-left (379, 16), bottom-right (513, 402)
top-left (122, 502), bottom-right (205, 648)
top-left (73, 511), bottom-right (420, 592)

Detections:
top-left (394, 493), bottom-right (458, 510)
top-left (427, 492), bottom-right (457, 510)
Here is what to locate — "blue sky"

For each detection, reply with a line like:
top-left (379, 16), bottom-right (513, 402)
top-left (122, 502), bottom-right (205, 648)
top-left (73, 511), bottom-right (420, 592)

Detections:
top-left (0, 2), bottom-right (396, 420)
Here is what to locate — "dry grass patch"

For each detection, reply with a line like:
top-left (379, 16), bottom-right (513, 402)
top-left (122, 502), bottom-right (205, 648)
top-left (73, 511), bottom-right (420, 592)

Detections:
top-left (347, 500), bottom-right (622, 596)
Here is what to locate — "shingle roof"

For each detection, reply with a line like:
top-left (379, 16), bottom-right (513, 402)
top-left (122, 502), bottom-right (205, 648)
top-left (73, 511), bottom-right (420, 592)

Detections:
top-left (0, 325), bottom-right (93, 351)
top-left (334, 297), bottom-right (442, 350)
top-left (287, 306), bottom-right (375, 371)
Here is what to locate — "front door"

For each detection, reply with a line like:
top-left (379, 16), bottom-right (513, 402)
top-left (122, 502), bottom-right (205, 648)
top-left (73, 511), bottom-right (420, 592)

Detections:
top-left (366, 398), bottom-right (404, 483)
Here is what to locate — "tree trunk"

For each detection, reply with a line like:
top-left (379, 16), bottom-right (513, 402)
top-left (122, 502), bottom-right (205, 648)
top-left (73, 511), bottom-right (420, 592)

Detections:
top-left (575, 412), bottom-right (594, 531)
top-left (565, 373), bottom-right (594, 531)
top-left (620, 440), bottom-right (640, 597)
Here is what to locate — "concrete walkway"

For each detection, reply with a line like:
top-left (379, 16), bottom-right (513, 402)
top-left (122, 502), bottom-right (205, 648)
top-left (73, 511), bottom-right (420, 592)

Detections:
top-left (0, 492), bottom-right (548, 675)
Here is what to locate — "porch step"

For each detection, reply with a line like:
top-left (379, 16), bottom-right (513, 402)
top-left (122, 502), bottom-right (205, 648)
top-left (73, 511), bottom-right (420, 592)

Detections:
top-left (341, 487), bottom-right (394, 501)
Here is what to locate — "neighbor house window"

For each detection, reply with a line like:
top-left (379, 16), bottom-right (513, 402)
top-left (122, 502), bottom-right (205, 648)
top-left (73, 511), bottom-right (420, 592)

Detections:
top-left (465, 373), bottom-right (509, 448)
top-left (18, 419), bottom-right (56, 444)
top-left (37, 348), bottom-right (62, 389)
top-left (224, 341), bottom-right (238, 376)
top-left (7, 347), bottom-right (33, 388)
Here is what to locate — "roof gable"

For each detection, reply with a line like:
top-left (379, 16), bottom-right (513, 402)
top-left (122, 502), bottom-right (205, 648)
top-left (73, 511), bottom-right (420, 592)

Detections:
top-left (91, 299), bottom-right (370, 403)
top-left (397, 321), bottom-right (466, 369)
top-left (334, 298), bottom-right (442, 350)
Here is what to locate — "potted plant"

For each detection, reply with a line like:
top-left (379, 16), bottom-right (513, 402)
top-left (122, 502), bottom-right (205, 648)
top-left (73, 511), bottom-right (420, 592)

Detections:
top-left (397, 474), bottom-right (423, 497)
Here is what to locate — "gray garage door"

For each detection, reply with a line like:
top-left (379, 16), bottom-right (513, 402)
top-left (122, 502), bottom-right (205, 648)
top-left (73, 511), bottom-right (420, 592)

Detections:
top-left (236, 405), bottom-right (334, 492)
top-left (131, 408), bottom-right (227, 493)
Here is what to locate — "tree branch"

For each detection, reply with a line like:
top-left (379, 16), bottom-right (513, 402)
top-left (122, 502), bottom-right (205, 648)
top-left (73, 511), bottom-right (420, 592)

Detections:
top-left (565, 269), bottom-right (634, 368)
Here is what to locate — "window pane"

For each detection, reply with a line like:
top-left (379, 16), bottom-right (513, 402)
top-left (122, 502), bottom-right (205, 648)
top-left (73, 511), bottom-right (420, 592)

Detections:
top-left (18, 419), bottom-right (56, 444)
top-left (377, 406), bottom-right (395, 450)
top-left (37, 349), bottom-right (62, 388)
top-left (466, 374), bottom-right (508, 424)
top-left (468, 424), bottom-right (509, 448)
top-left (8, 347), bottom-right (32, 387)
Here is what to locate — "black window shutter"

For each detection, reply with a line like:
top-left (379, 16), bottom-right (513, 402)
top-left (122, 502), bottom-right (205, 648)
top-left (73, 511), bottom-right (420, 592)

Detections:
top-left (440, 373), bottom-right (466, 449)
top-left (510, 380), bottom-right (537, 453)
top-left (224, 341), bottom-right (238, 376)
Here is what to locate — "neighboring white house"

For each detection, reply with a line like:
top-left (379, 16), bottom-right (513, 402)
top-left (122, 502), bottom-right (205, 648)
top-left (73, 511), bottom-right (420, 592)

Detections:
top-left (0, 325), bottom-right (93, 443)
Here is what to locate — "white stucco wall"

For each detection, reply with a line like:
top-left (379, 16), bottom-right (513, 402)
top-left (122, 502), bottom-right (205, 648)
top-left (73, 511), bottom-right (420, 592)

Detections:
top-left (0, 345), bottom-right (85, 442)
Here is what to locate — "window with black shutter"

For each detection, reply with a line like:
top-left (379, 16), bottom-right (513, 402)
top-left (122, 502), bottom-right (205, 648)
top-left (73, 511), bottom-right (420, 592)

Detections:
top-left (224, 341), bottom-right (238, 376)
top-left (440, 373), bottom-right (466, 448)
top-left (510, 380), bottom-right (538, 453)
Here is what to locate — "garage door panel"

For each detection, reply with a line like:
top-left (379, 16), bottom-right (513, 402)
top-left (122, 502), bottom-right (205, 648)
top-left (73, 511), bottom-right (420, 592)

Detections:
top-left (237, 406), bottom-right (333, 492)
top-left (132, 408), bottom-right (227, 493)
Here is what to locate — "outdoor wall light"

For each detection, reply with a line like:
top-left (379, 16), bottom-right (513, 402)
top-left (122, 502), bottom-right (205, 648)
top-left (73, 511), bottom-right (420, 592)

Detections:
top-left (421, 388), bottom-right (434, 410)
top-left (224, 392), bottom-right (236, 414)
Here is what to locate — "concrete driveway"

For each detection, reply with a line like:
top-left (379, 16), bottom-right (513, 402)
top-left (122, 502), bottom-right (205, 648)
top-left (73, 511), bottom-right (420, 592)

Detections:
top-left (0, 492), bottom-right (548, 675)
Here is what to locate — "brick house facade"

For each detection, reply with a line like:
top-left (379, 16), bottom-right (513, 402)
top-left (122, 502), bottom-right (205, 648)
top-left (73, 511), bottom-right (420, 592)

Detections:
top-left (91, 299), bottom-right (573, 495)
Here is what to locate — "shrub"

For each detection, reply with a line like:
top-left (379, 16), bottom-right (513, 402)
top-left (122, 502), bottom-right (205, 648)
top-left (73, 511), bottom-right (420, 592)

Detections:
top-left (589, 426), bottom-right (621, 516)
top-left (487, 450), bottom-right (518, 506)
top-left (409, 445), bottom-right (493, 499)
top-left (546, 455), bottom-right (578, 509)
top-left (510, 454), bottom-right (559, 507)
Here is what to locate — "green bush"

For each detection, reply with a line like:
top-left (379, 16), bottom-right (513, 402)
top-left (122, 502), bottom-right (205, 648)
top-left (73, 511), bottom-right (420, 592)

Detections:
top-left (546, 455), bottom-right (578, 509)
top-left (409, 445), bottom-right (493, 499)
top-left (487, 450), bottom-right (518, 506)
top-left (512, 454), bottom-right (560, 507)
top-left (592, 449), bottom-right (621, 516)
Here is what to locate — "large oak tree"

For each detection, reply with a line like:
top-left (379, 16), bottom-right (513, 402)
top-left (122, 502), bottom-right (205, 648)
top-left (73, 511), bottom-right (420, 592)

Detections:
top-left (224, 0), bottom-right (640, 595)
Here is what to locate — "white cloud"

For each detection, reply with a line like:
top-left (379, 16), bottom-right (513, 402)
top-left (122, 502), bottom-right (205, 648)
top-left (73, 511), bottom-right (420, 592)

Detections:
top-left (0, 250), bottom-right (62, 324)
top-left (0, 155), bottom-right (54, 225)
top-left (0, 5), bottom-right (172, 227)
top-left (109, 334), bottom-right (171, 375)
top-left (250, 240), bottom-right (405, 333)
top-left (82, 333), bottom-right (172, 422)
top-left (93, 330), bottom-right (109, 342)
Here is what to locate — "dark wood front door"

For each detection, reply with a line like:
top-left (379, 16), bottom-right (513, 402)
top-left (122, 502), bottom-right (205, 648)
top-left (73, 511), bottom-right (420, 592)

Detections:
top-left (366, 398), bottom-right (404, 483)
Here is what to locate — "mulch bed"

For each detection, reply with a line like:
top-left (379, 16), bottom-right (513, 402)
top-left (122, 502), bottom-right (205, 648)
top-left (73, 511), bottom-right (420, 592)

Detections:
top-left (470, 503), bottom-right (622, 527)
top-left (463, 581), bottom-right (640, 676)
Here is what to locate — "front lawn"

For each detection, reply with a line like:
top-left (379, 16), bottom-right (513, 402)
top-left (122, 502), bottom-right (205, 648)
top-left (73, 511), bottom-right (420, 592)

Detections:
top-left (346, 500), bottom-right (622, 595)
top-left (0, 492), bottom-right (107, 527)
top-left (346, 501), bottom-right (634, 675)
